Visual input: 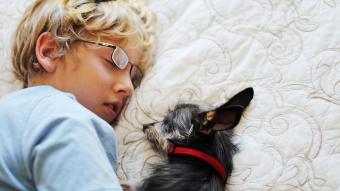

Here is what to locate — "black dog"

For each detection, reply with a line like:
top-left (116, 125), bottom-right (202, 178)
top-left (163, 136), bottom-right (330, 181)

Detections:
top-left (136, 87), bottom-right (254, 191)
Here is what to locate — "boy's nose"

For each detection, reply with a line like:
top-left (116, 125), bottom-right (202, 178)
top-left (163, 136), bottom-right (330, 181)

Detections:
top-left (114, 75), bottom-right (134, 97)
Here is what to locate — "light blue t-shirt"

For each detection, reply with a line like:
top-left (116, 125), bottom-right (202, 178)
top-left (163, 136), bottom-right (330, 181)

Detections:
top-left (0, 86), bottom-right (123, 191)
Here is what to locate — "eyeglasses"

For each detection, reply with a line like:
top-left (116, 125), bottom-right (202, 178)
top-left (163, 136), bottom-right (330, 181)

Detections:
top-left (76, 39), bottom-right (143, 89)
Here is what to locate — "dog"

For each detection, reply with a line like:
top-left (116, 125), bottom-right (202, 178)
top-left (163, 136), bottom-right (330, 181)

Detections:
top-left (134, 87), bottom-right (254, 191)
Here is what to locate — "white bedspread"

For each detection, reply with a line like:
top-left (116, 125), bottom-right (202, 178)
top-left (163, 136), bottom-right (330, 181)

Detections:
top-left (1, 0), bottom-right (339, 190)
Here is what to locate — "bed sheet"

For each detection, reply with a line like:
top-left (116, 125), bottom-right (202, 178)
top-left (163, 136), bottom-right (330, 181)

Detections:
top-left (116, 0), bottom-right (340, 190)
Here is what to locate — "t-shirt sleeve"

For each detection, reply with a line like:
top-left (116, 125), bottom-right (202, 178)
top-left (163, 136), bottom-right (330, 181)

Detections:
top-left (22, 113), bottom-right (123, 191)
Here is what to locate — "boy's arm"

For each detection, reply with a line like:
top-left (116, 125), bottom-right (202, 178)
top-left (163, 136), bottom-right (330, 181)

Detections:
top-left (23, 116), bottom-right (123, 191)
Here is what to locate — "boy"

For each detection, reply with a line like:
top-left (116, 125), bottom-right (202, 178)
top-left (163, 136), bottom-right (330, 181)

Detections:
top-left (0, 0), bottom-right (155, 190)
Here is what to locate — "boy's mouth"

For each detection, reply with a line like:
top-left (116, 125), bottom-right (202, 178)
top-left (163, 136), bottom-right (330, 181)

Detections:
top-left (104, 102), bottom-right (122, 119)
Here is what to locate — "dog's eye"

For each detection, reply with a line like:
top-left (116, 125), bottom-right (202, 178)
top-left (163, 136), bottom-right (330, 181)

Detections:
top-left (191, 118), bottom-right (203, 130)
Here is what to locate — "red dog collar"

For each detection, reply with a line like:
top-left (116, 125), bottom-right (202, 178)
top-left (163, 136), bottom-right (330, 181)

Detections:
top-left (168, 145), bottom-right (227, 182)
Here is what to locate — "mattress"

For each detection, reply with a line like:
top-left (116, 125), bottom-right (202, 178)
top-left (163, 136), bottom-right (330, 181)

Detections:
top-left (1, 0), bottom-right (339, 190)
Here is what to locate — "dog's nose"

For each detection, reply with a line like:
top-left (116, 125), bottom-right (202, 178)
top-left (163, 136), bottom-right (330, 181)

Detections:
top-left (142, 124), bottom-right (150, 132)
top-left (143, 122), bottom-right (159, 132)
top-left (143, 121), bottom-right (160, 132)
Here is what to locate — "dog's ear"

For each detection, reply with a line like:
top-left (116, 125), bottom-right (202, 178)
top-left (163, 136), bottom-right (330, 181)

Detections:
top-left (199, 87), bottom-right (254, 133)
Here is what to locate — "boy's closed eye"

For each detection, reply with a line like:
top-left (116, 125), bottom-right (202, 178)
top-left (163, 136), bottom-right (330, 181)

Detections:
top-left (101, 57), bottom-right (124, 71)
top-left (102, 57), bottom-right (134, 79)
top-left (101, 56), bottom-right (142, 89)
top-left (103, 57), bottom-right (117, 69)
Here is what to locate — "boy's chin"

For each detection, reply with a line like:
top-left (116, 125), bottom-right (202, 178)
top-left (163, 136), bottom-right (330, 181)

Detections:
top-left (109, 119), bottom-right (118, 127)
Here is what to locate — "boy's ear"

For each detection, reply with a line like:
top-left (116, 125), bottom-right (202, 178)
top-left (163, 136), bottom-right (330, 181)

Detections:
top-left (35, 32), bottom-right (59, 73)
top-left (199, 87), bottom-right (254, 132)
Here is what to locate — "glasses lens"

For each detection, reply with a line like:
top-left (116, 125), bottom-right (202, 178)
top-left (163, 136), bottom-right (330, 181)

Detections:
top-left (111, 45), bottom-right (143, 89)
top-left (130, 65), bottom-right (143, 89)
top-left (112, 47), bottom-right (129, 69)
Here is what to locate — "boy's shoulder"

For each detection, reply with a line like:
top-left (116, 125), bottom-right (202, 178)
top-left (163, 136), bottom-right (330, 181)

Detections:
top-left (0, 85), bottom-right (114, 145)
top-left (0, 85), bottom-right (100, 125)
top-left (0, 85), bottom-right (76, 114)
top-left (0, 85), bottom-right (74, 104)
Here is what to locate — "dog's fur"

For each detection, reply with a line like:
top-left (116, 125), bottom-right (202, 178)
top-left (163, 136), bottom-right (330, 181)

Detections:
top-left (136, 88), bottom-right (254, 191)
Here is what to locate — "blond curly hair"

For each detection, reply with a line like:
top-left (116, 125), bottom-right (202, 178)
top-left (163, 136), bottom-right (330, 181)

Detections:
top-left (11, 0), bottom-right (156, 87)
